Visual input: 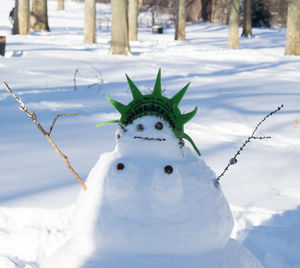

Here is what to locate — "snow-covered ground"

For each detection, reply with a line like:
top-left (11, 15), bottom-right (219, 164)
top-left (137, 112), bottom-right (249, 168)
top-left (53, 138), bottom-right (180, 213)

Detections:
top-left (1, 0), bottom-right (300, 267)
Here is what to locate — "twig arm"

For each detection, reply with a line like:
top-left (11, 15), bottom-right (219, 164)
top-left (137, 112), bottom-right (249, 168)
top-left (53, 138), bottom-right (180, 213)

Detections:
top-left (4, 82), bottom-right (87, 191)
top-left (216, 105), bottom-right (283, 184)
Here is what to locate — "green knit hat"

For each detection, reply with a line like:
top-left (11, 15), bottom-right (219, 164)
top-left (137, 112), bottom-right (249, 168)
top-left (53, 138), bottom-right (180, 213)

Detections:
top-left (97, 69), bottom-right (201, 156)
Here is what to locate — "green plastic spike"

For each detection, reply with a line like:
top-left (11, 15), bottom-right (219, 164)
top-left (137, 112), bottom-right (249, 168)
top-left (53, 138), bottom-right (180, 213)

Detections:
top-left (171, 82), bottom-right (190, 107)
top-left (105, 95), bottom-right (127, 115)
top-left (153, 68), bottom-right (162, 97)
top-left (96, 120), bottom-right (120, 127)
top-left (179, 107), bottom-right (198, 125)
top-left (125, 74), bottom-right (143, 100)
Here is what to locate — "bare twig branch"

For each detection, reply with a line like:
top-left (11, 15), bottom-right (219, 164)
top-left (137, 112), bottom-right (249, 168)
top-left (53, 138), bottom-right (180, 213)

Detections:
top-left (216, 105), bottom-right (284, 184)
top-left (73, 68), bottom-right (79, 91)
top-left (87, 83), bottom-right (100, 90)
top-left (252, 136), bottom-right (271, 140)
top-left (4, 82), bottom-right (87, 191)
top-left (48, 113), bottom-right (83, 136)
top-left (4, 82), bottom-right (34, 119)
top-left (73, 63), bottom-right (104, 92)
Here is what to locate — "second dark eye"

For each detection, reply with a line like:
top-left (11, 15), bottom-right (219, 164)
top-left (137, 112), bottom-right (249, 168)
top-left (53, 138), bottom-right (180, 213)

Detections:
top-left (155, 122), bottom-right (163, 130)
top-left (117, 163), bottom-right (125, 170)
top-left (164, 165), bottom-right (173, 174)
top-left (136, 124), bottom-right (144, 131)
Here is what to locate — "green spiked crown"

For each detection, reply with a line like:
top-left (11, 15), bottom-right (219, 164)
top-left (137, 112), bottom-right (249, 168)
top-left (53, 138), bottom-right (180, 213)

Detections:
top-left (97, 69), bottom-right (201, 156)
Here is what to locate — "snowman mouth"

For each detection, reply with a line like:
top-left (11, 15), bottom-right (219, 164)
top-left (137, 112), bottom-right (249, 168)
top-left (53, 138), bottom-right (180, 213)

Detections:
top-left (134, 136), bottom-right (166, 142)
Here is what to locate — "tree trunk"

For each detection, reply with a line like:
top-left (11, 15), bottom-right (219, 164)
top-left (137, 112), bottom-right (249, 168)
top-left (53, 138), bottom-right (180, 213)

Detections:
top-left (151, 5), bottom-right (155, 26)
top-left (285, 0), bottom-right (300, 55)
top-left (57, 0), bottom-right (64, 10)
top-left (175, 0), bottom-right (186, 40)
top-left (186, 0), bottom-right (202, 22)
top-left (138, 0), bottom-right (143, 10)
top-left (12, 0), bottom-right (19, 34)
top-left (12, 0), bottom-right (30, 35)
top-left (228, 0), bottom-right (239, 48)
top-left (84, 0), bottom-right (96, 43)
top-left (241, 0), bottom-right (252, 37)
top-left (31, 0), bottom-right (50, 32)
top-left (111, 0), bottom-right (131, 55)
top-left (128, 0), bottom-right (138, 41)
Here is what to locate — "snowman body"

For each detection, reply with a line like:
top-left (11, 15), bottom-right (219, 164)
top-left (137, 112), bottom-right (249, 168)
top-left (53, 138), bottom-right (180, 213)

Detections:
top-left (71, 116), bottom-right (233, 256)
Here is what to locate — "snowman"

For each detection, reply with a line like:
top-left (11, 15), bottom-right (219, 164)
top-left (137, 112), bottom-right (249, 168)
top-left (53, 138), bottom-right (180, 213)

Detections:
top-left (42, 69), bottom-right (263, 268)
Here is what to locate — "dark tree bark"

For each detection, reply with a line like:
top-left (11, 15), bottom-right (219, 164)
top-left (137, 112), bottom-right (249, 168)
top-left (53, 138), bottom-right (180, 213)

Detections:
top-left (285, 0), bottom-right (300, 55)
top-left (186, 0), bottom-right (202, 22)
top-left (241, 0), bottom-right (252, 37)
top-left (228, 0), bottom-right (239, 48)
top-left (31, 0), bottom-right (50, 32)
top-left (12, 0), bottom-right (30, 35)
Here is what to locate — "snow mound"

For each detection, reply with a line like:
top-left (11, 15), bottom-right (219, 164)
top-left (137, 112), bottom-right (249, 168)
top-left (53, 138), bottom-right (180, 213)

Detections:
top-left (70, 116), bottom-right (234, 255)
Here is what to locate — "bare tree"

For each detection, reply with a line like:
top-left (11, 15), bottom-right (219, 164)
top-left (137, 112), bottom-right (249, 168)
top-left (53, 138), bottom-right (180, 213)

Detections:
top-left (241, 0), bottom-right (252, 37)
top-left (128, 0), bottom-right (138, 41)
top-left (12, 0), bottom-right (30, 35)
top-left (285, 0), bottom-right (300, 55)
top-left (57, 0), bottom-right (64, 11)
top-left (228, 0), bottom-right (239, 48)
top-left (111, 0), bottom-right (131, 55)
top-left (31, 0), bottom-right (50, 32)
top-left (175, 0), bottom-right (186, 40)
top-left (84, 0), bottom-right (96, 43)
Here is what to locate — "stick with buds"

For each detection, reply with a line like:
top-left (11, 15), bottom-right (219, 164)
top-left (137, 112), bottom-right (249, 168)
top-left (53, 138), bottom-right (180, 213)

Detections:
top-left (216, 104), bottom-right (284, 184)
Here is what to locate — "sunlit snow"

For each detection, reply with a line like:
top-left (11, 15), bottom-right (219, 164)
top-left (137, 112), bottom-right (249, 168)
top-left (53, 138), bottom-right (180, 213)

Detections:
top-left (1, 0), bottom-right (300, 267)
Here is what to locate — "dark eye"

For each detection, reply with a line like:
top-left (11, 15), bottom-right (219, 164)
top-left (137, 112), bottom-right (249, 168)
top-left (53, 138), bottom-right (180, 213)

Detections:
top-left (155, 122), bottom-right (163, 130)
top-left (116, 163), bottom-right (125, 170)
top-left (136, 124), bottom-right (144, 131)
top-left (164, 165), bottom-right (173, 174)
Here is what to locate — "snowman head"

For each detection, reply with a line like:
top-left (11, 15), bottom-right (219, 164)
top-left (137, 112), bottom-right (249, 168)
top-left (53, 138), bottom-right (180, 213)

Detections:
top-left (97, 69), bottom-right (201, 156)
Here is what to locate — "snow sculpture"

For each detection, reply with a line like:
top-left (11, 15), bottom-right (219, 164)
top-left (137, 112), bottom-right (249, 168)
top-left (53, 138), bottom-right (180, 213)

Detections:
top-left (42, 69), bottom-right (263, 268)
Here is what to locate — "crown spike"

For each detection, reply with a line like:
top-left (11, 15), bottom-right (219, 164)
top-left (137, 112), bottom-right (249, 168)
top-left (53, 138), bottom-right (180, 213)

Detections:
top-left (96, 120), bottom-right (120, 127)
top-left (171, 82), bottom-right (190, 107)
top-left (153, 68), bottom-right (162, 97)
top-left (126, 74), bottom-right (143, 100)
top-left (106, 95), bottom-right (127, 115)
top-left (182, 133), bottom-right (201, 156)
top-left (179, 107), bottom-right (198, 125)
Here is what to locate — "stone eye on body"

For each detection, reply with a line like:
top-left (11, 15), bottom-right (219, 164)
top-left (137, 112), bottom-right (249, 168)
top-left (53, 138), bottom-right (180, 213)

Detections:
top-left (136, 124), bottom-right (144, 131)
top-left (164, 165), bottom-right (173, 174)
top-left (116, 163), bottom-right (125, 170)
top-left (155, 122), bottom-right (163, 130)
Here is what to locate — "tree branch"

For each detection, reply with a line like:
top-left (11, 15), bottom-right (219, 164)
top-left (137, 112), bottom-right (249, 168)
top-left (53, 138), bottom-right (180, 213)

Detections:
top-left (4, 82), bottom-right (87, 191)
top-left (73, 68), bottom-right (79, 91)
top-left (48, 113), bottom-right (83, 136)
top-left (216, 105), bottom-right (284, 184)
